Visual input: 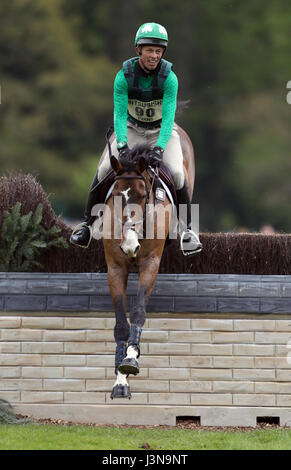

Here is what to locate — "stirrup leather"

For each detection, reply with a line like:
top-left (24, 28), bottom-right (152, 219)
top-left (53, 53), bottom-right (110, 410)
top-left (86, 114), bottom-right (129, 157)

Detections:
top-left (70, 222), bottom-right (93, 249)
top-left (180, 229), bottom-right (202, 256)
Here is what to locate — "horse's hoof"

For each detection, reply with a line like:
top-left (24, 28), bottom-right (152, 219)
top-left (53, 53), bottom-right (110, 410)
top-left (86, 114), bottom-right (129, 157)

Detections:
top-left (110, 384), bottom-right (131, 400)
top-left (118, 357), bottom-right (139, 376)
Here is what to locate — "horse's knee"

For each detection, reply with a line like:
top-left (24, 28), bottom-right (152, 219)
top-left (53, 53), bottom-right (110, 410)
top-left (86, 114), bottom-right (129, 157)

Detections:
top-left (130, 305), bottom-right (146, 326)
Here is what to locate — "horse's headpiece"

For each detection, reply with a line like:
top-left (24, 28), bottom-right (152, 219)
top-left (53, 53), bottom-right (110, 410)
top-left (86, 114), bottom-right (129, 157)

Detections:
top-left (110, 145), bottom-right (151, 176)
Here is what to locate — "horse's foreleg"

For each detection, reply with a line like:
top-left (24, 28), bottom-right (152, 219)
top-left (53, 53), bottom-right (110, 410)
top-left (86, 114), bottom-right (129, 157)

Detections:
top-left (119, 255), bottom-right (161, 376)
top-left (107, 265), bottom-right (131, 399)
top-left (118, 286), bottom-right (145, 376)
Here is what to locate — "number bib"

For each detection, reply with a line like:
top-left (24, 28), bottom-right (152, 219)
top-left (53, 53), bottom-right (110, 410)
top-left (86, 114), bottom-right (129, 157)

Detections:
top-left (128, 99), bottom-right (163, 124)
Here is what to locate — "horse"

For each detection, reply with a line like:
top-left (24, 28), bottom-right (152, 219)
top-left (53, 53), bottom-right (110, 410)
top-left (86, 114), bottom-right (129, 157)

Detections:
top-left (100, 125), bottom-right (195, 399)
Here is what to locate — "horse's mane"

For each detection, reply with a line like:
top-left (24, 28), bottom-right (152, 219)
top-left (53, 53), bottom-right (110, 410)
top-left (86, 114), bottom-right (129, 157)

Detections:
top-left (118, 144), bottom-right (151, 171)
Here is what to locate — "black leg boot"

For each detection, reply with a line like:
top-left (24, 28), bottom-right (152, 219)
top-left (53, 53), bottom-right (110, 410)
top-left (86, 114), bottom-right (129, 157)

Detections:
top-left (118, 325), bottom-right (142, 376)
top-left (111, 341), bottom-right (131, 399)
top-left (176, 179), bottom-right (203, 256)
top-left (70, 172), bottom-right (100, 248)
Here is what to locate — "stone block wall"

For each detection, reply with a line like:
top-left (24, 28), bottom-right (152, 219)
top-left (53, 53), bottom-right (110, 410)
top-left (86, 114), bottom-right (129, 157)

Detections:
top-left (1, 311), bottom-right (291, 426)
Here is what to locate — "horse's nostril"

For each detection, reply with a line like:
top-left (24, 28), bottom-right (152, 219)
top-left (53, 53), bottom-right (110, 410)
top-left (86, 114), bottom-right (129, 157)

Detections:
top-left (134, 245), bottom-right (140, 255)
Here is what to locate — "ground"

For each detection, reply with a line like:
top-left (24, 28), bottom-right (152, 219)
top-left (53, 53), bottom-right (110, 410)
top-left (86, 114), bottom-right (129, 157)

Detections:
top-left (23, 415), bottom-right (285, 433)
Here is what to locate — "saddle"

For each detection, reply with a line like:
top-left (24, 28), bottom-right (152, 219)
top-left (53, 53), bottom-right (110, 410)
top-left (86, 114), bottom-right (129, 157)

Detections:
top-left (153, 162), bottom-right (177, 208)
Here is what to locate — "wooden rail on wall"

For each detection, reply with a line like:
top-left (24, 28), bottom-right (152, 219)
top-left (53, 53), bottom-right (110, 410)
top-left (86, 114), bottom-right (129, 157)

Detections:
top-left (1, 272), bottom-right (291, 313)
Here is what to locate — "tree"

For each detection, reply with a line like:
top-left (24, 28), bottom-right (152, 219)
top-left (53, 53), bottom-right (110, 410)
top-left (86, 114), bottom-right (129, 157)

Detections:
top-left (0, 0), bottom-right (117, 216)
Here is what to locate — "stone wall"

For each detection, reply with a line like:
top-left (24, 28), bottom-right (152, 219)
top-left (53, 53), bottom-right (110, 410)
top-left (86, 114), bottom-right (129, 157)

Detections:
top-left (1, 273), bottom-right (291, 426)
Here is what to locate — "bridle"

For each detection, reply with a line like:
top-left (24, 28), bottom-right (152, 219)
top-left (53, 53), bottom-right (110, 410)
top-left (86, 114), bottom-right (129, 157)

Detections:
top-left (115, 174), bottom-right (145, 181)
top-left (113, 168), bottom-right (157, 236)
top-left (105, 126), bottom-right (157, 237)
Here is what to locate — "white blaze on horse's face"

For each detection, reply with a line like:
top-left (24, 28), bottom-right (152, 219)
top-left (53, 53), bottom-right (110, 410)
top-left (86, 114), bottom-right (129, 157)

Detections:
top-left (112, 162), bottom-right (148, 258)
top-left (120, 188), bottom-right (130, 203)
top-left (120, 203), bottom-right (143, 258)
top-left (121, 226), bottom-right (140, 258)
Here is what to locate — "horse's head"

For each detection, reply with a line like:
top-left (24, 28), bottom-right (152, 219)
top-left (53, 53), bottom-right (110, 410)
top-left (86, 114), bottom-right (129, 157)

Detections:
top-left (110, 146), bottom-right (150, 258)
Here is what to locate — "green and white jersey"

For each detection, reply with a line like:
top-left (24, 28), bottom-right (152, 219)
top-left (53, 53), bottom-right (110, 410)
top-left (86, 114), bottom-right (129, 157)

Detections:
top-left (113, 58), bottom-right (178, 150)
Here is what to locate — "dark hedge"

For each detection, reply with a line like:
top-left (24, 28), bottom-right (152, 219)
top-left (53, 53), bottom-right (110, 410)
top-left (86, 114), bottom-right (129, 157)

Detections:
top-left (1, 172), bottom-right (290, 274)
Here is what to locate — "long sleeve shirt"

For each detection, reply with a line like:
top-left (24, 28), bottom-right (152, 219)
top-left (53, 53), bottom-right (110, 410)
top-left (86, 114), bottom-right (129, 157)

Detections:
top-left (113, 66), bottom-right (178, 150)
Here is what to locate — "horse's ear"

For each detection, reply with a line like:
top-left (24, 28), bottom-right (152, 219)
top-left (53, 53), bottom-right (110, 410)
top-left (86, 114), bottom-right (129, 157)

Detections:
top-left (110, 155), bottom-right (122, 174)
top-left (136, 156), bottom-right (148, 174)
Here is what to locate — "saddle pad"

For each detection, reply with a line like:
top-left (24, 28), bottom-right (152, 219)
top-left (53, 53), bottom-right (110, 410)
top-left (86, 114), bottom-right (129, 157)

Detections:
top-left (157, 163), bottom-right (177, 206)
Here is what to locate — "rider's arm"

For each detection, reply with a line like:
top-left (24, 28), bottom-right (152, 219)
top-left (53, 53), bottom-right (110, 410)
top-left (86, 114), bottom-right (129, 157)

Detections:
top-left (113, 70), bottom-right (128, 147)
top-left (156, 70), bottom-right (178, 149)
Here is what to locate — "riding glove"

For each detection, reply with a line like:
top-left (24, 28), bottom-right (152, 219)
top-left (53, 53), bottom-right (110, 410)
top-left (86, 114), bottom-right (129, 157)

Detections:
top-left (149, 146), bottom-right (164, 168)
top-left (118, 143), bottom-right (129, 159)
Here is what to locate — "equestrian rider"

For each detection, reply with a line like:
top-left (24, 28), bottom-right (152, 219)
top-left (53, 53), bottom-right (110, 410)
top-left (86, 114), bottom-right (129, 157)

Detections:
top-left (70, 22), bottom-right (202, 255)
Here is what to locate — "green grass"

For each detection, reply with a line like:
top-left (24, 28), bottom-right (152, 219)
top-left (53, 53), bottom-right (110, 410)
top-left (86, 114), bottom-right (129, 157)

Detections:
top-left (0, 423), bottom-right (291, 450)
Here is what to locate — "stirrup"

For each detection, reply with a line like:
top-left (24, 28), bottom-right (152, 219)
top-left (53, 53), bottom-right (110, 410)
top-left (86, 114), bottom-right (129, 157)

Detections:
top-left (180, 230), bottom-right (203, 256)
top-left (70, 222), bottom-right (93, 249)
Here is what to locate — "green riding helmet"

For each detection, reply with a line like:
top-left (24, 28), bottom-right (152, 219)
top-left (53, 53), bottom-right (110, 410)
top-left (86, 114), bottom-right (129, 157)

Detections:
top-left (135, 22), bottom-right (168, 48)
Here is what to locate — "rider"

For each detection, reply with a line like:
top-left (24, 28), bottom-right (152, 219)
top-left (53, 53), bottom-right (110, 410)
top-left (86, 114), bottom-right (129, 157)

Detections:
top-left (70, 22), bottom-right (202, 255)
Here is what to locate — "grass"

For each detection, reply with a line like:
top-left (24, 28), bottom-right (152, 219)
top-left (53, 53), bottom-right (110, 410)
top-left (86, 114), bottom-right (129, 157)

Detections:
top-left (0, 423), bottom-right (291, 450)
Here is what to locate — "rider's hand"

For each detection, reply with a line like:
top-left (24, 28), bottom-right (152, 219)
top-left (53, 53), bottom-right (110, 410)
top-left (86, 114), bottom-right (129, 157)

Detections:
top-left (149, 146), bottom-right (164, 168)
top-left (118, 143), bottom-right (129, 159)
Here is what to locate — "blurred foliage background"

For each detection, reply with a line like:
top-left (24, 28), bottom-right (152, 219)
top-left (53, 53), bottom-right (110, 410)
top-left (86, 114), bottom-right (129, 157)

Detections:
top-left (1, 0), bottom-right (291, 232)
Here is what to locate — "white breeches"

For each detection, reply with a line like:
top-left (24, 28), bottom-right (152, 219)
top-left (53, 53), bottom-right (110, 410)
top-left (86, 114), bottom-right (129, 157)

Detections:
top-left (98, 121), bottom-right (185, 190)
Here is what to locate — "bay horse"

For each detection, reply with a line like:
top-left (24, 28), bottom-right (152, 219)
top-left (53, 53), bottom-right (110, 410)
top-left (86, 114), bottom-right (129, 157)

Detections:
top-left (100, 125), bottom-right (195, 399)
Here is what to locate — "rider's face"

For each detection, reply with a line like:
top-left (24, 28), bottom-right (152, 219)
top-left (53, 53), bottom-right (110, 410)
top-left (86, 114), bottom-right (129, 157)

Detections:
top-left (137, 45), bottom-right (165, 72)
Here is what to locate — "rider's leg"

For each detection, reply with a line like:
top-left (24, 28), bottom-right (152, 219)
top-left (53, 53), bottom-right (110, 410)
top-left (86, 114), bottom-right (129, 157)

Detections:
top-left (70, 124), bottom-right (149, 247)
top-left (70, 138), bottom-right (118, 247)
top-left (154, 124), bottom-right (202, 255)
top-left (160, 124), bottom-right (185, 190)
top-left (126, 121), bottom-right (148, 147)
top-left (176, 179), bottom-right (202, 254)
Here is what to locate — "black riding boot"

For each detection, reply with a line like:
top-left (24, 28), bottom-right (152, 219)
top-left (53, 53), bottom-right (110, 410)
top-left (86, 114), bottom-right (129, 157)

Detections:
top-left (176, 180), bottom-right (203, 255)
top-left (70, 172), bottom-right (100, 248)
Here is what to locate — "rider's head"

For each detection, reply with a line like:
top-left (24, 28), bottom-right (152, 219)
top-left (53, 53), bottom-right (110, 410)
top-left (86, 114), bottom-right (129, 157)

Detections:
top-left (135, 23), bottom-right (168, 72)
